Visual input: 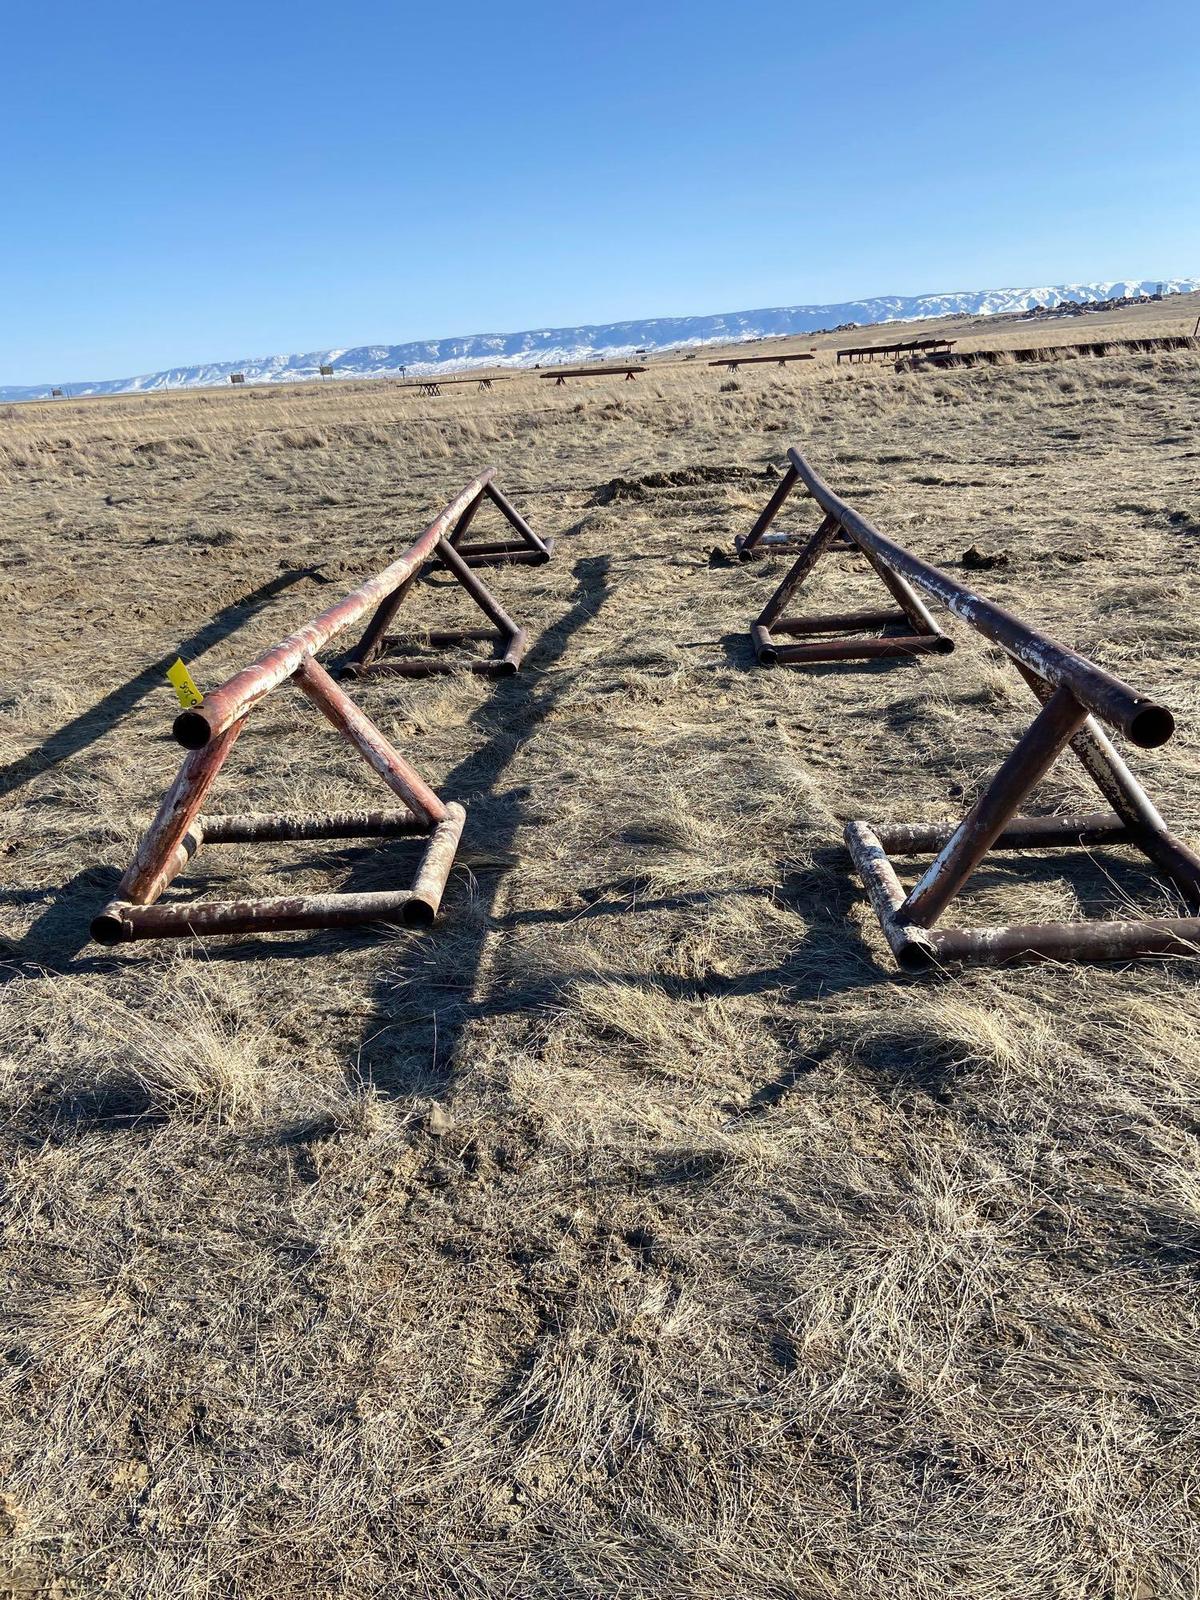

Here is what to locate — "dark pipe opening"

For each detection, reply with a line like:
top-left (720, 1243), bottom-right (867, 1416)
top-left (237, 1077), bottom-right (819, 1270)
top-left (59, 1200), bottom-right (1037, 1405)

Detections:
top-left (173, 709), bottom-right (213, 749)
top-left (402, 900), bottom-right (436, 929)
top-left (90, 911), bottom-right (128, 945)
top-left (1129, 704), bottom-right (1175, 750)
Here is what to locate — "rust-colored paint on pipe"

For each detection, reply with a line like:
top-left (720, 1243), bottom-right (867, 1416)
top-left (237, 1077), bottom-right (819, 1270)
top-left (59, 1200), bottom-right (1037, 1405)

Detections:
top-left (174, 470), bottom-right (496, 748)
top-left (770, 634), bottom-right (951, 664)
top-left (898, 685), bottom-right (1090, 928)
top-left (772, 608), bottom-right (909, 635)
top-left (118, 719), bottom-right (245, 904)
top-left (200, 809), bottom-right (428, 843)
top-left (735, 463), bottom-right (799, 557)
top-left (786, 448), bottom-right (1172, 747)
top-left (875, 810), bottom-right (1134, 855)
top-left (293, 656), bottom-right (446, 826)
top-left (405, 804), bottom-right (467, 926)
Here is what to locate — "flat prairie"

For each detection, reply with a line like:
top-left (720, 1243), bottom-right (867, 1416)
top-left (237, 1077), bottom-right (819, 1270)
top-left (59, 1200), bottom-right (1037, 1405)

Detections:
top-left (2, 298), bottom-right (1200, 1598)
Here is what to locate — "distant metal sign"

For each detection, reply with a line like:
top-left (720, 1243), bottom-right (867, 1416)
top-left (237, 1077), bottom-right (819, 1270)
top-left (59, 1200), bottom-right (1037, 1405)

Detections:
top-left (50, 387), bottom-right (63, 398)
top-left (319, 364), bottom-right (334, 377)
top-left (230, 373), bottom-right (246, 385)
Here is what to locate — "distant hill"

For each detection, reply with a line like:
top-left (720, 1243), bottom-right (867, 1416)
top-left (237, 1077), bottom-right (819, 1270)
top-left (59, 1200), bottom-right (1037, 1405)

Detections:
top-left (4, 278), bottom-right (1196, 402)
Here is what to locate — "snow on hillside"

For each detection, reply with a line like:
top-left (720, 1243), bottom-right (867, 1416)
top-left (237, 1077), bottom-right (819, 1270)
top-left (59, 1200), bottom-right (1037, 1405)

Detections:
top-left (4, 279), bottom-right (1196, 402)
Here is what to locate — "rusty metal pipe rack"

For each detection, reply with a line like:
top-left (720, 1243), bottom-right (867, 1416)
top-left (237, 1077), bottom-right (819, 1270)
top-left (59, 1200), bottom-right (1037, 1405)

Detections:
top-left (540, 366), bottom-right (646, 384)
top-left (709, 353), bottom-right (816, 369)
top-left (92, 469), bottom-right (542, 946)
top-left (738, 449), bottom-right (1200, 969)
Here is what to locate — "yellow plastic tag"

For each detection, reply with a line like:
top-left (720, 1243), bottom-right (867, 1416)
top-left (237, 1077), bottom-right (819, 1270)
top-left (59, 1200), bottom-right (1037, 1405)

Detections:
top-left (166, 658), bottom-right (203, 708)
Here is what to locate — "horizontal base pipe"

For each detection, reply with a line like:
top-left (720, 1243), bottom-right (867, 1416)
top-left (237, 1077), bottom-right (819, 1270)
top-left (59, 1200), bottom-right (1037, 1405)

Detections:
top-left (923, 917), bottom-right (1200, 968)
top-left (92, 804), bottom-right (467, 943)
top-left (201, 809), bottom-right (430, 843)
top-left (353, 647), bottom-right (522, 679)
top-left (768, 633), bottom-right (954, 664)
top-left (455, 539), bottom-right (554, 566)
top-left (875, 810), bottom-right (1134, 855)
top-left (846, 820), bottom-right (1200, 971)
top-left (772, 608), bottom-right (910, 635)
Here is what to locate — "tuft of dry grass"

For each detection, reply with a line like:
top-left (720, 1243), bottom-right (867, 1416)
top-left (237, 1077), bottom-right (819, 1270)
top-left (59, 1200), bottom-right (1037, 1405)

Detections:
top-left (2, 300), bottom-right (1200, 1597)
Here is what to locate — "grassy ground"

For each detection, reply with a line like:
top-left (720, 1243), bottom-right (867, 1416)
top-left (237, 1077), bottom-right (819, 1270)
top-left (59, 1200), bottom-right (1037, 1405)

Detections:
top-left (2, 307), bottom-right (1200, 1597)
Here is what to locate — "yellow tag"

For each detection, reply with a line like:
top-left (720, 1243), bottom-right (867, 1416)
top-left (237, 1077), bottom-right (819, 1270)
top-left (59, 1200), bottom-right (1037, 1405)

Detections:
top-left (166, 658), bottom-right (203, 708)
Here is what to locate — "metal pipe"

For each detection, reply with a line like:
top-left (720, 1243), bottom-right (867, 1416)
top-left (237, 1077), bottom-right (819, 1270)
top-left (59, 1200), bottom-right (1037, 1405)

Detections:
top-left (406, 803), bottom-right (467, 926)
top-left (293, 656), bottom-right (446, 826)
top-left (446, 488), bottom-right (487, 550)
top-left (787, 448), bottom-right (1174, 747)
top-left (118, 720), bottom-right (245, 904)
top-left (92, 822), bottom-right (205, 942)
top-left (432, 538), bottom-right (521, 636)
top-left (925, 916), bottom-right (1200, 967)
top-left (768, 634), bottom-right (952, 664)
top-left (449, 540), bottom-right (555, 565)
top-left (858, 544), bottom-right (947, 640)
top-left (755, 516), bottom-right (840, 628)
top-left (899, 686), bottom-right (1090, 927)
top-left (772, 608), bottom-right (909, 635)
top-left (843, 821), bottom-right (936, 972)
top-left (200, 809), bottom-right (428, 843)
top-left (483, 482), bottom-right (551, 556)
top-left (1014, 665), bottom-right (1200, 906)
top-left (736, 463), bottom-right (799, 556)
top-left (875, 810), bottom-right (1133, 855)
top-left (173, 470), bottom-right (496, 748)
top-left (94, 887), bottom-right (430, 942)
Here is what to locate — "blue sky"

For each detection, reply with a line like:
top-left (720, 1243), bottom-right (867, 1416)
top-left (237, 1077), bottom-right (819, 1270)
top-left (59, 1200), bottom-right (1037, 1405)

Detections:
top-left (3, 0), bottom-right (1197, 385)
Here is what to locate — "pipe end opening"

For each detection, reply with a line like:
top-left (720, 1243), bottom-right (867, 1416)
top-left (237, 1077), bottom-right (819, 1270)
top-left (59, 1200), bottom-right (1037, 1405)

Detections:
top-left (91, 912), bottom-right (129, 945)
top-left (1130, 704), bottom-right (1175, 749)
top-left (403, 899), bottom-right (437, 929)
top-left (173, 709), bottom-right (212, 749)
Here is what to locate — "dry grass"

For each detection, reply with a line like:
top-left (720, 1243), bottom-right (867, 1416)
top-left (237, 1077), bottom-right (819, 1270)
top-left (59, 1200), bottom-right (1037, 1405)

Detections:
top-left (2, 301), bottom-right (1200, 1597)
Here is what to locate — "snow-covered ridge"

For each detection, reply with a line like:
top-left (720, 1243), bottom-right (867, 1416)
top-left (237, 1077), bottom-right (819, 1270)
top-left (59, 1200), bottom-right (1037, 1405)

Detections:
top-left (4, 279), bottom-right (1196, 402)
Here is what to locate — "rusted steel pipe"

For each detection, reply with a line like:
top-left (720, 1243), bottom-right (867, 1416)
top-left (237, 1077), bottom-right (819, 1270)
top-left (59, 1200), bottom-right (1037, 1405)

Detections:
top-left (539, 366), bottom-right (647, 380)
top-left (93, 803), bottom-right (467, 943)
top-left (772, 608), bottom-right (910, 635)
top-left (173, 470), bottom-right (496, 748)
top-left (757, 632), bottom-right (950, 665)
top-left (847, 819), bottom-right (1200, 968)
top-left (117, 719), bottom-right (246, 904)
top-left (876, 810), bottom-right (1134, 855)
top-left (786, 449), bottom-right (1173, 747)
top-left (858, 544), bottom-right (947, 639)
top-left (844, 822), bottom-right (936, 971)
top-left (433, 538), bottom-right (521, 636)
top-left (755, 516), bottom-right (840, 628)
top-left (898, 686), bottom-right (1090, 928)
top-left (736, 463), bottom-right (799, 557)
top-left (921, 916), bottom-right (1200, 966)
top-left (406, 803), bottom-right (467, 925)
top-left (483, 482), bottom-right (552, 557)
top-left (1015, 665), bottom-right (1200, 906)
top-left (446, 488), bottom-right (487, 551)
top-left (200, 809), bottom-right (428, 843)
top-left (92, 823), bottom-right (205, 943)
top-left (293, 656), bottom-right (446, 826)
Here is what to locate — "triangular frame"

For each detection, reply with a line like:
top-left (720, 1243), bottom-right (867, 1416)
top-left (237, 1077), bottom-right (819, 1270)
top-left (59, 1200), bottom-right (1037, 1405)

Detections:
top-left (339, 533), bottom-right (529, 680)
top-left (750, 509), bottom-right (954, 665)
top-left (846, 668), bottom-right (1200, 968)
top-left (446, 479), bottom-right (554, 567)
top-left (92, 656), bottom-right (465, 944)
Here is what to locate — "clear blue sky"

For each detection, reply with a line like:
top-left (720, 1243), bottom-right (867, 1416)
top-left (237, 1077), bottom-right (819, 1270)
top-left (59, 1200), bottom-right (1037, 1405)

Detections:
top-left (3, 0), bottom-right (1197, 385)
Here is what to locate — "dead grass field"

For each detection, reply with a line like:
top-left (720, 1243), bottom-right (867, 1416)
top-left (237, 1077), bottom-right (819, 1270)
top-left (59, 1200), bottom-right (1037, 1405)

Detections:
top-left (2, 303), bottom-right (1200, 1598)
